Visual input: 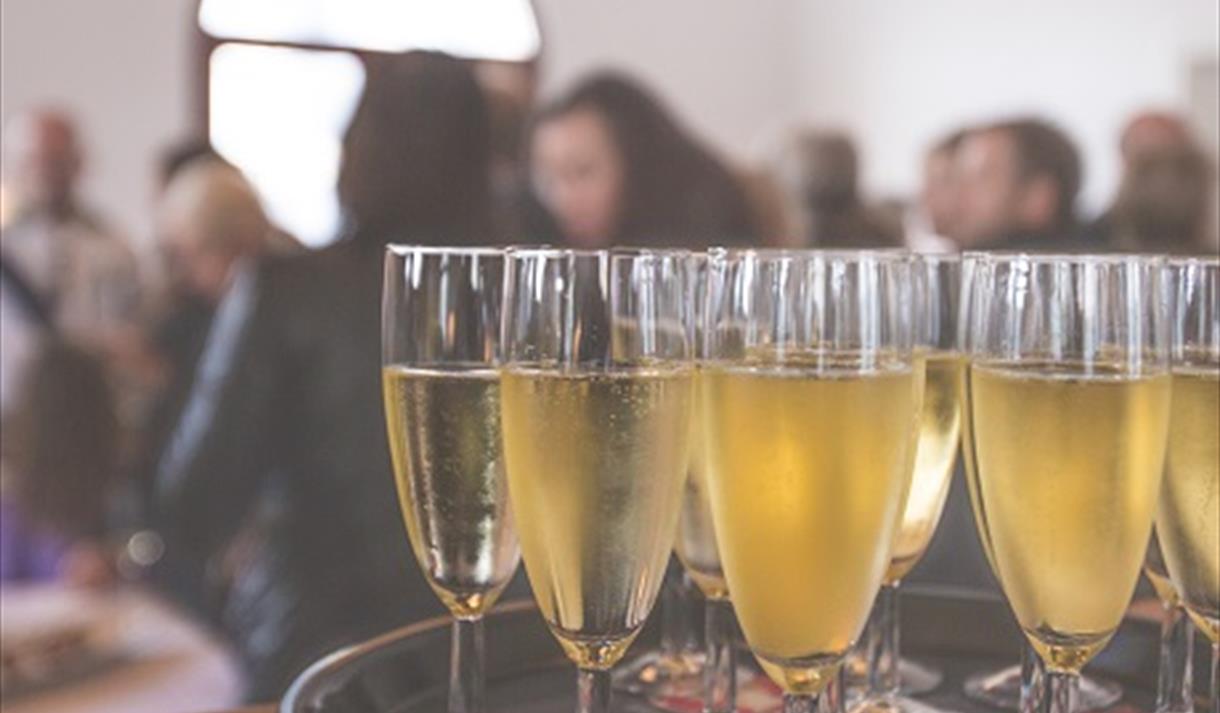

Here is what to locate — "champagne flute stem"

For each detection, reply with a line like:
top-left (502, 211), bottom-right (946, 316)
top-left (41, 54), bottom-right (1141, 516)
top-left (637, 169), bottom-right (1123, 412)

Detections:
top-left (824, 665), bottom-right (846, 713)
top-left (783, 694), bottom-right (819, 713)
top-left (1210, 643), bottom-right (1219, 713)
top-left (1155, 602), bottom-right (1194, 713)
top-left (1036, 671), bottom-right (1078, 713)
top-left (450, 618), bottom-right (485, 713)
top-left (660, 565), bottom-right (683, 658)
top-left (868, 581), bottom-right (901, 702)
top-left (1019, 641), bottom-right (1045, 713)
top-left (704, 597), bottom-right (736, 713)
top-left (578, 668), bottom-right (612, 713)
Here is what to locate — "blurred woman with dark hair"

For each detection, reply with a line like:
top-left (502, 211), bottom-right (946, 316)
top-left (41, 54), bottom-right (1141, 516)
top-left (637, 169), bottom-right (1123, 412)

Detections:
top-left (1, 340), bottom-right (120, 585)
top-left (525, 72), bottom-right (758, 248)
top-left (151, 51), bottom-right (493, 700)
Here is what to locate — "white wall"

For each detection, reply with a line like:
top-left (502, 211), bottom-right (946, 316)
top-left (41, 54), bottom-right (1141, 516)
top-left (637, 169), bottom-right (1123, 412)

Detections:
top-left (1, 0), bottom-right (198, 244)
top-left (531, 0), bottom-right (804, 158)
top-left (796, 0), bottom-right (1220, 211)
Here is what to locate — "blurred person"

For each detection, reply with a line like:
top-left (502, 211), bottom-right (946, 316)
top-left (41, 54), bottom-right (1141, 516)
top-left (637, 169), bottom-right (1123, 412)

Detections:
top-left (484, 85), bottom-right (531, 235)
top-left (525, 72), bottom-right (757, 248)
top-left (774, 130), bottom-right (901, 248)
top-left (156, 138), bottom-right (224, 194)
top-left (1090, 112), bottom-right (1217, 253)
top-left (0, 340), bottom-right (121, 585)
top-left (951, 118), bottom-right (1089, 250)
top-left (906, 130), bottom-right (966, 252)
top-left (1119, 111), bottom-right (1194, 164)
top-left (135, 160), bottom-right (291, 499)
top-left (152, 51), bottom-right (492, 700)
top-left (158, 161), bottom-right (282, 305)
top-left (739, 167), bottom-right (797, 246)
top-left (0, 255), bottom-right (50, 413)
top-left (0, 109), bottom-right (141, 342)
top-left (1099, 143), bottom-right (1216, 253)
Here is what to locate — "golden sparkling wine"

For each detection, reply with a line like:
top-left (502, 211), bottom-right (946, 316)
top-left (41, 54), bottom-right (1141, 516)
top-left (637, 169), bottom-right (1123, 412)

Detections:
top-left (1156, 367), bottom-right (1220, 643)
top-left (382, 367), bottom-right (520, 619)
top-left (965, 363), bottom-right (1170, 671)
top-left (1144, 532), bottom-right (1178, 607)
top-left (675, 370), bottom-right (729, 600)
top-left (501, 367), bottom-right (693, 669)
top-left (703, 361), bottom-right (919, 694)
top-left (886, 352), bottom-right (964, 583)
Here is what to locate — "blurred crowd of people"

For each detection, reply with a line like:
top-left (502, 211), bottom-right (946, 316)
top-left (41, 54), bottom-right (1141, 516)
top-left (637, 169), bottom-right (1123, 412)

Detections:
top-left (0, 50), bottom-right (1216, 701)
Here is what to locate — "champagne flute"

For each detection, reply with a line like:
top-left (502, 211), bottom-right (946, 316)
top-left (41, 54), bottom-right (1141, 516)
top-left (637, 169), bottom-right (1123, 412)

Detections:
top-left (702, 249), bottom-right (920, 713)
top-left (858, 254), bottom-right (963, 713)
top-left (962, 253), bottom-right (1171, 713)
top-left (1157, 256), bottom-right (1219, 713)
top-left (1146, 531), bottom-right (1196, 713)
top-left (500, 247), bottom-right (695, 713)
top-left (958, 251), bottom-right (1121, 713)
top-left (675, 250), bottom-right (736, 713)
top-left (381, 246), bottom-right (521, 713)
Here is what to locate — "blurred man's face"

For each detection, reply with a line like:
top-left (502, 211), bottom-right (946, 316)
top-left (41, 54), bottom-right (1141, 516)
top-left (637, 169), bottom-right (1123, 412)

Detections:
top-left (530, 108), bottom-right (624, 248)
top-left (953, 130), bottom-right (1028, 247)
top-left (921, 148), bottom-right (959, 237)
top-left (1120, 114), bottom-right (1191, 167)
top-left (162, 230), bottom-right (237, 303)
top-left (12, 117), bottom-right (81, 214)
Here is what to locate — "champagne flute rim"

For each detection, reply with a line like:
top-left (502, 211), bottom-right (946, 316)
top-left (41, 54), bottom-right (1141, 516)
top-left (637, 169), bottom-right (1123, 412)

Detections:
top-left (1168, 254), bottom-right (1220, 268)
top-left (385, 244), bottom-right (505, 257)
top-left (961, 250), bottom-right (1168, 265)
top-left (709, 247), bottom-right (911, 261)
top-left (503, 246), bottom-right (692, 258)
top-left (911, 251), bottom-right (961, 264)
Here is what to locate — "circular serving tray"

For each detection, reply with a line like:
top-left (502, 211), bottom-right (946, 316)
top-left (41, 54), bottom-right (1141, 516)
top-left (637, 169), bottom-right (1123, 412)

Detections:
top-left (281, 586), bottom-right (1161, 713)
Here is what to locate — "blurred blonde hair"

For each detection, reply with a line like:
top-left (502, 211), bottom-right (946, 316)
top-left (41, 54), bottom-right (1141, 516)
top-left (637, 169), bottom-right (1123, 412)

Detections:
top-left (159, 161), bottom-right (270, 256)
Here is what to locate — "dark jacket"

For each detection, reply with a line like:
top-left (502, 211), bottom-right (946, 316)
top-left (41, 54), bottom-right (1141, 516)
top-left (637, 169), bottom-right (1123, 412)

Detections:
top-left (155, 239), bottom-right (443, 700)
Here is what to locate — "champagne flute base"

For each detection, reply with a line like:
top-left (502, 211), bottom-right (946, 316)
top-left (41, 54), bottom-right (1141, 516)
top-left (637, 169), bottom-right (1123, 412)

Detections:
top-left (845, 654), bottom-right (944, 698)
top-left (611, 649), bottom-right (705, 696)
top-left (850, 695), bottom-right (953, 713)
top-left (962, 666), bottom-right (1122, 711)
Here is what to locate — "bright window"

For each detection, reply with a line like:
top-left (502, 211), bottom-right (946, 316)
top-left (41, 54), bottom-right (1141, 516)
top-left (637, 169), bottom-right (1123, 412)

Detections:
top-left (201, 0), bottom-right (540, 246)
top-left (209, 45), bottom-right (364, 246)
top-left (200, 0), bottom-right (540, 62)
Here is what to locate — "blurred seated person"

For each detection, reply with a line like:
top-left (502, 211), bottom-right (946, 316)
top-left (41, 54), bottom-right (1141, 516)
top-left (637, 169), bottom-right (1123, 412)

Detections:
top-left (0, 109), bottom-right (141, 344)
top-left (525, 72), bottom-right (757, 248)
top-left (152, 51), bottom-right (490, 701)
top-left (1, 340), bottom-right (120, 585)
top-left (906, 130), bottom-right (965, 252)
top-left (951, 117), bottom-right (1091, 251)
top-left (1091, 112), bottom-right (1217, 253)
top-left (775, 130), bottom-right (901, 248)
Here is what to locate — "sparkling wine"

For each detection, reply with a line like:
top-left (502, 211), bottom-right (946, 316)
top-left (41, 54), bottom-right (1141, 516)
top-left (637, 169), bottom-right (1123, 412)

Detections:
top-left (501, 367), bottom-right (693, 669)
top-left (886, 352), bottom-right (963, 583)
top-left (703, 360), bottom-right (918, 693)
top-left (966, 362), bottom-right (1170, 670)
top-left (1156, 367), bottom-right (1220, 643)
top-left (383, 367), bottom-right (520, 619)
